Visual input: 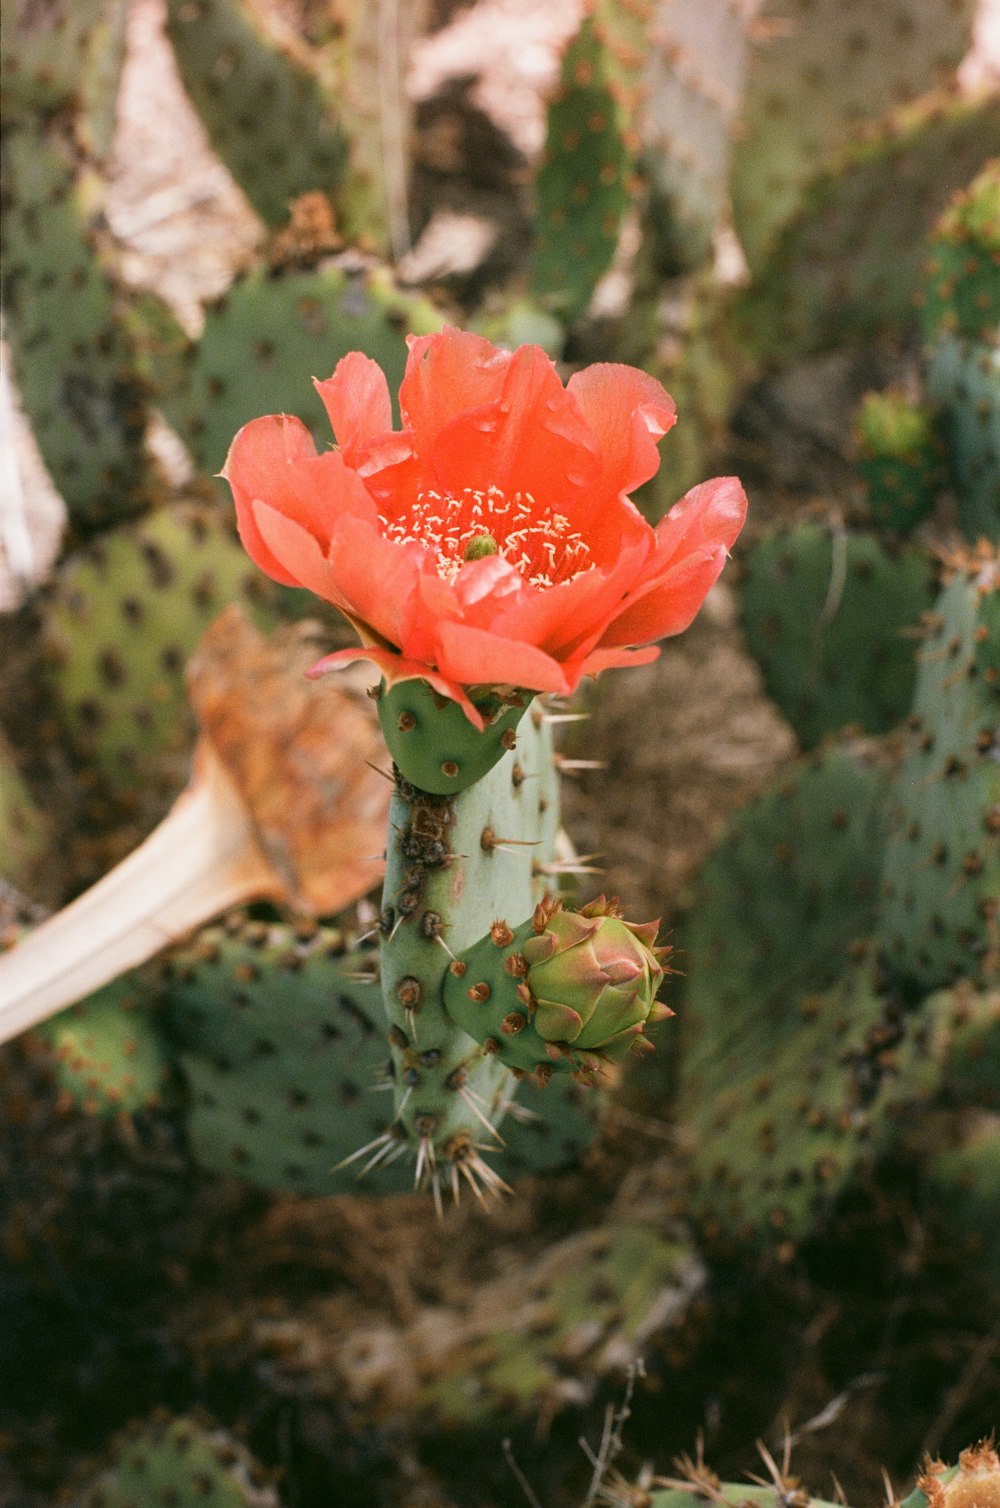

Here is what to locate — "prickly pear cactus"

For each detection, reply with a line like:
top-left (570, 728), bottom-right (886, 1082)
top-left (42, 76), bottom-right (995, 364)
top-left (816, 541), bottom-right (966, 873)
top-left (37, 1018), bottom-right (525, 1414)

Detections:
top-left (0, 0), bottom-right (127, 159)
top-left (40, 500), bottom-right (283, 798)
top-left (73, 1413), bottom-right (280, 1508)
top-left (739, 520), bottom-right (937, 748)
top-left (878, 557), bottom-right (1000, 992)
top-left (36, 977), bottom-right (170, 1117)
top-left (730, 0), bottom-right (978, 274)
top-left (734, 93), bottom-right (1000, 360)
top-left (0, 731), bottom-right (49, 892)
top-left (161, 256), bottom-right (440, 476)
top-left (921, 1115), bottom-right (1000, 1282)
top-left (164, 0), bottom-right (349, 229)
top-left (0, 121), bottom-right (153, 532)
top-left (531, 13), bottom-right (634, 321)
top-left (855, 390), bottom-right (945, 535)
top-left (642, 0), bottom-right (754, 269)
top-left (919, 159), bottom-right (1000, 347)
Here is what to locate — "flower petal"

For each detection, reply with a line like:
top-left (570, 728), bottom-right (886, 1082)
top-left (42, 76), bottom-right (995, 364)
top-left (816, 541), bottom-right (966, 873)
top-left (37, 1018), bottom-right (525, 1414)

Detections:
top-left (252, 500), bottom-right (348, 608)
top-left (326, 514), bottom-right (426, 650)
top-left (435, 620), bottom-right (571, 693)
top-left (313, 352), bottom-right (393, 464)
top-left (597, 477), bottom-right (747, 647)
top-left (222, 414), bottom-right (322, 585)
top-left (306, 645), bottom-right (487, 729)
top-left (567, 363), bottom-right (677, 532)
top-left (399, 328), bottom-right (511, 454)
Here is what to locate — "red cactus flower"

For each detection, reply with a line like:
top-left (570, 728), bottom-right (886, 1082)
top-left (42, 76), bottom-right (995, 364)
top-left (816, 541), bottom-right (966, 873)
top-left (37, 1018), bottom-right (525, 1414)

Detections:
top-left (222, 328), bottom-right (746, 726)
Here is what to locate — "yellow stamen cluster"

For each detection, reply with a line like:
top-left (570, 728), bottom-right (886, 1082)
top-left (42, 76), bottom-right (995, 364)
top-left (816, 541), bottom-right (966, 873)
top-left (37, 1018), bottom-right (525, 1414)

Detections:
top-left (379, 485), bottom-right (592, 589)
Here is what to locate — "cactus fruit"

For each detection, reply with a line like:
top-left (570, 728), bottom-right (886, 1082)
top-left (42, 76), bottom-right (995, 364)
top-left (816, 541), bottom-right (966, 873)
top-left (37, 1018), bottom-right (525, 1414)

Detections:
top-left (730, 0), bottom-right (978, 275)
top-left (164, 0), bottom-right (349, 230)
top-left (161, 256), bottom-right (441, 477)
top-left (40, 500), bottom-right (282, 800)
top-left (36, 977), bottom-right (170, 1118)
top-left (73, 1413), bottom-right (280, 1508)
top-left (878, 557), bottom-right (1000, 993)
top-left (733, 93), bottom-right (1000, 361)
top-left (919, 159), bottom-right (1000, 347)
top-left (739, 520), bottom-right (937, 748)
top-left (530, 13), bottom-right (634, 321)
top-left (443, 895), bottom-right (671, 1082)
top-left (906, 1442), bottom-right (1000, 1508)
top-left (855, 390), bottom-right (945, 535)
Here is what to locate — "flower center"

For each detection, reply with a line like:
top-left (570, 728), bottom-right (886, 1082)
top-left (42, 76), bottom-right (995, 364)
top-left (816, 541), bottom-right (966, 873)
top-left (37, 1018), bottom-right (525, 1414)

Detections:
top-left (378, 486), bottom-right (592, 589)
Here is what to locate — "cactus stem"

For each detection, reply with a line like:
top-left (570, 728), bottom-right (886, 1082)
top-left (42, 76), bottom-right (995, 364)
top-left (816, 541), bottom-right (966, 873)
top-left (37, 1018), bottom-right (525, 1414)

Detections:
top-left (457, 1085), bottom-right (507, 1144)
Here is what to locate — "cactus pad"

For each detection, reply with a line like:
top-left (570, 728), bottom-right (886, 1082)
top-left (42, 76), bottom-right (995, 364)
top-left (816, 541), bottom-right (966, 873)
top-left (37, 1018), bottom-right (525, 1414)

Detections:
top-left (926, 333), bottom-right (1000, 544)
top-left (37, 978), bottom-right (170, 1117)
top-left (919, 159), bottom-right (1000, 345)
top-left (41, 500), bottom-right (282, 797)
top-left (739, 520), bottom-right (937, 748)
top-left (855, 389), bottom-right (945, 535)
top-left (162, 257), bottom-right (440, 476)
top-left (878, 561), bottom-right (1000, 992)
top-left (379, 678), bottom-right (533, 796)
top-left (75, 1413), bottom-right (280, 1507)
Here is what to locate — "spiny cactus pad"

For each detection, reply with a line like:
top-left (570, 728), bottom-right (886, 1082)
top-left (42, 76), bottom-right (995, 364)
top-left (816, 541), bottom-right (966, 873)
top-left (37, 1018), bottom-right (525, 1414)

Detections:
top-left (926, 333), bottom-right (1000, 544)
top-left (679, 747), bottom-right (890, 1062)
top-left (1, 0), bottom-right (127, 159)
top-left (531, 14), bottom-right (633, 321)
top-left (1, 122), bottom-right (150, 530)
top-left (855, 389), bottom-right (945, 535)
top-left (739, 521), bottom-right (937, 748)
top-left (38, 977), bottom-right (170, 1117)
top-left (162, 257), bottom-right (440, 476)
top-left (651, 1485), bottom-right (844, 1508)
top-left (379, 678), bottom-right (532, 796)
top-left (878, 561), bottom-right (1000, 992)
top-left (731, 0), bottom-right (978, 274)
top-left (74, 1413), bottom-right (280, 1508)
top-left (407, 1224), bottom-right (703, 1428)
top-left (378, 705), bottom-right (563, 1193)
top-left (165, 0), bottom-right (348, 229)
top-left (163, 920), bottom-right (414, 1196)
top-left (734, 93), bottom-right (1000, 360)
top-left (919, 159), bottom-right (1000, 346)
top-left (41, 500), bottom-right (282, 796)
top-left (677, 955), bottom-right (937, 1250)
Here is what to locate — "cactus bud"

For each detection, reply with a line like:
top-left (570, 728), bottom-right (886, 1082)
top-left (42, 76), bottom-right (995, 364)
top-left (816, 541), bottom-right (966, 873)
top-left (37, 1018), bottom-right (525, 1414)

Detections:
top-left (443, 896), bottom-right (674, 1081)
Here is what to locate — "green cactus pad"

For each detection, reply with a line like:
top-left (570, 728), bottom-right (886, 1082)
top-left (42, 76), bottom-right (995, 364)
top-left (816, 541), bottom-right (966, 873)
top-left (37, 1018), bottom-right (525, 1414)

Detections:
top-left (494, 1072), bottom-right (602, 1176)
top-left (920, 159), bottom-right (1000, 345)
top-left (162, 257), bottom-right (440, 476)
top-left (37, 977), bottom-right (171, 1117)
top-left (378, 707), bottom-right (565, 1190)
top-left (739, 521), bottom-right (937, 748)
top-left (878, 563), bottom-right (1000, 992)
top-left (165, 0), bottom-right (348, 229)
top-left (677, 955), bottom-right (938, 1250)
top-left (680, 747), bottom-right (890, 1062)
top-left (731, 0), bottom-right (978, 275)
top-left (379, 678), bottom-right (533, 796)
top-left (0, 122), bottom-right (151, 531)
top-left (922, 1118), bottom-right (1000, 1282)
top-left (855, 389), bottom-right (945, 535)
top-left (75, 1414), bottom-right (280, 1508)
top-left (531, 14), bottom-right (632, 321)
top-left (651, 1486), bottom-right (843, 1508)
top-left (0, 731), bottom-right (49, 893)
top-left (925, 984), bottom-right (1000, 1110)
top-left (411, 1224), bottom-right (702, 1428)
top-left (926, 333), bottom-right (1000, 543)
top-left (1, 0), bottom-right (127, 159)
top-left (162, 921), bottom-right (414, 1196)
top-left (41, 500), bottom-right (282, 797)
top-left (734, 93), bottom-right (1000, 360)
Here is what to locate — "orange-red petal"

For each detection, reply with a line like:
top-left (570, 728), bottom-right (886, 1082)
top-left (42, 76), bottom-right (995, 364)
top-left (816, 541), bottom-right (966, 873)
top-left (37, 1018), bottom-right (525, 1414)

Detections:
top-left (313, 352), bottom-right (393, 465)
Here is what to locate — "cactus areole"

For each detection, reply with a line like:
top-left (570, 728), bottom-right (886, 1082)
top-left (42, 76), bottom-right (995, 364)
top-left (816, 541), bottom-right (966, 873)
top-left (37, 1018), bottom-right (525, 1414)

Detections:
top-left (223, 328), bottom-right (746, 1200)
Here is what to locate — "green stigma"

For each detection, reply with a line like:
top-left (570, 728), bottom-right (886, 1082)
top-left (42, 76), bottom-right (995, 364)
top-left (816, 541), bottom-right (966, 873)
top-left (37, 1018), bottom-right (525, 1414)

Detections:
top-left (463, 533), bottom-right (500, 561)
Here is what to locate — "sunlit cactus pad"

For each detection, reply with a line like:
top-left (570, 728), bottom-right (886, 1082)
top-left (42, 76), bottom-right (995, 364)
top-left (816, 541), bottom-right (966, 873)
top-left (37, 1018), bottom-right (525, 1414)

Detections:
top-left (36, 977), bottom-right (170, 1118)
top-left (72, 1413), bottom-right (280, 1508)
